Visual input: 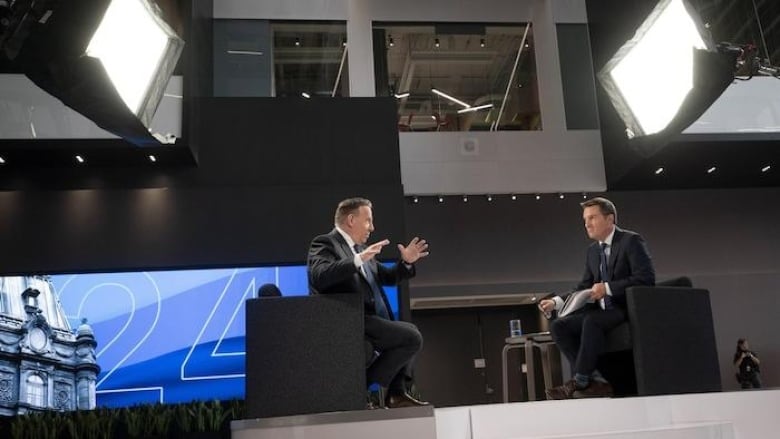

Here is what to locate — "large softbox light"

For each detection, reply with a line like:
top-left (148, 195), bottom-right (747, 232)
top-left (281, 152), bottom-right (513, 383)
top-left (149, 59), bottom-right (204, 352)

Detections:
top-left (598, 0), bottom-right (734, 153)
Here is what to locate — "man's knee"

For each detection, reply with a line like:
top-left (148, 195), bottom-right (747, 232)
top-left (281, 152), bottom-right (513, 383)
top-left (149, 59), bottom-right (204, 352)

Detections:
top-left (405, 323), bottom-right (423, 350)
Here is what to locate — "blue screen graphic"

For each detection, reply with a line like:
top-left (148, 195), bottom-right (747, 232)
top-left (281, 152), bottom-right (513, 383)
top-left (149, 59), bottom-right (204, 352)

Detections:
top-left (50, 265), bottom-right (399, 407)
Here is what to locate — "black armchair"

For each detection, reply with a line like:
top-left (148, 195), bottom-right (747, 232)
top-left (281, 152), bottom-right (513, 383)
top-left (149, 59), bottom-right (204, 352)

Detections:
top-left (600, 278), bottom-right (722, 396)
top-left (245, 293), bottom-right (366, 418)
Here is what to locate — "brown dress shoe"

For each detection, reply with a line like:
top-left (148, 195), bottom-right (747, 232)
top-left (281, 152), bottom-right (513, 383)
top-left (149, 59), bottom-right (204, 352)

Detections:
top-left (573, 380), bottom-right (614, 399)
top-left (545, 379), bottom-right (579, 400)
top-left (385, 392), bottom-right (430, 408)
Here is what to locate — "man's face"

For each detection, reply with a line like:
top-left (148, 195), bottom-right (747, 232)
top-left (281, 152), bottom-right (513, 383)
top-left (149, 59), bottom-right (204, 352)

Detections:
top-left (583, 205), bottom-right (614, 242)
top-left (346, 205), bottom-right (375, 245)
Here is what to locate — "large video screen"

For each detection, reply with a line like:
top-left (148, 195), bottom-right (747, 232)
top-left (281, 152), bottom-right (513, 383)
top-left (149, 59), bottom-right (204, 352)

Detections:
top-left (0, 265), bottom-right (398, 408)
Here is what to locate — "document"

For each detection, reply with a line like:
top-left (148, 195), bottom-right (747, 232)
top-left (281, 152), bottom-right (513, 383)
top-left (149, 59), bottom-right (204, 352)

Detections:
top-left (558, 289), bottom-right (594, 318)
top-left (538, 289), bottom-right (594, 320)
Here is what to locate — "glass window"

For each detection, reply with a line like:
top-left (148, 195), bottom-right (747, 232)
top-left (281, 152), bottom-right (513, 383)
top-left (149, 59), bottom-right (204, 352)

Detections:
top-left (214, 20), bottom-right (349, 98)
top-left (27, 375), bottom-right (45, 407)
top-left (374, 23), bottom-right (541, 132)
top-left (272, 22), bottom-right (349, 98)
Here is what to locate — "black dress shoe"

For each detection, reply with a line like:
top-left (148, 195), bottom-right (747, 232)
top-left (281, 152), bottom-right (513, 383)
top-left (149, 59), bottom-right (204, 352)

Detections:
top-left (545, 379), bottom-right (579, 400)
top-left (385, 392), bottom-right (430, 408)
top-left (573, 380), bottom-right (614, 399)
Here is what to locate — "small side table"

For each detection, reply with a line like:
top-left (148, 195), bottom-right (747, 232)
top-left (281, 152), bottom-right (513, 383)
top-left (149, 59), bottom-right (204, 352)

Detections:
top-left (501, 331), bottom-right (561, 402)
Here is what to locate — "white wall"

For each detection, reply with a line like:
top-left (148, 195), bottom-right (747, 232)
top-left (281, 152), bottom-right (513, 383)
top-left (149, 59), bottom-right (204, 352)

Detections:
top-left (214, 0), bottom-right (605, 195)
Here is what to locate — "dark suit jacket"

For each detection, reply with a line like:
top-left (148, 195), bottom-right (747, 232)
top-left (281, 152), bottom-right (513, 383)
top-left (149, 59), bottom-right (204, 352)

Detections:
top-left (307, 229), bottom-right (415, 320)
top-left (572, 226), bottom-right (656, 309)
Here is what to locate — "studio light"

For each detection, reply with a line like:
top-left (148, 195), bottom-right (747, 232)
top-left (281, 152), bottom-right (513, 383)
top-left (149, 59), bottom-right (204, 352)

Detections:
top-left (1, 0), bottom-right (184, 147)
top-left (598, 0), bottom-right (735, 148)
top-left (86, 0), bottom-right (184, 128)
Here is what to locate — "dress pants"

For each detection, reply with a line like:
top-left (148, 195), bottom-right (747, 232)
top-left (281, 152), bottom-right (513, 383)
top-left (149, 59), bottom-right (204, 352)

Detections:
top-left (364, 314), bottom-right (423, 394)
top-left (550, 304), bottom-right (626, 377)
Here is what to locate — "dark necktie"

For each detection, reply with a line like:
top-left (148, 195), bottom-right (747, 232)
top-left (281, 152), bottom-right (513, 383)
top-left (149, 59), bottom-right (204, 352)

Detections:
top-left (354, 245), bottom-right (391, 319)
top-left (600, 242), bottom-right (613, 309)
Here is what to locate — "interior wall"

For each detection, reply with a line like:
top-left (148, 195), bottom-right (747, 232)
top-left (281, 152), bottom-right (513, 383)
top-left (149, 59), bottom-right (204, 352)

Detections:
top-left (405, 187), bottom-right (780, 404)
top-left (213, 0), bottom-right (607, 196)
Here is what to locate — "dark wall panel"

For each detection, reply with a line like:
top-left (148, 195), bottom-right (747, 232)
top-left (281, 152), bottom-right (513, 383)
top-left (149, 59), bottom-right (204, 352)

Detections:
top-left (0, 98), bottom-right (405, 273)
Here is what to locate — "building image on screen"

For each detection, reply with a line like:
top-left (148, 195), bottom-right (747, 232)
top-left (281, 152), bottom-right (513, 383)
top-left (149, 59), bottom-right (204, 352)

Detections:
top-left (0, 264), bottom-right (400, 409)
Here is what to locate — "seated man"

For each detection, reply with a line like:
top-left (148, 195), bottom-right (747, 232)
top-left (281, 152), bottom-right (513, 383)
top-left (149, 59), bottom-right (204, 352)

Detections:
top-left (539, 197), bottom-right (655, 399)
top-left (307, 197), bottom-right (430, 408)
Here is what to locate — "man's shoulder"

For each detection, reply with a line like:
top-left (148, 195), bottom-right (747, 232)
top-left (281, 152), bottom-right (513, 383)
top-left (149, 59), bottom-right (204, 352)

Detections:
top-left (615, 227), bottom-right (645, 242)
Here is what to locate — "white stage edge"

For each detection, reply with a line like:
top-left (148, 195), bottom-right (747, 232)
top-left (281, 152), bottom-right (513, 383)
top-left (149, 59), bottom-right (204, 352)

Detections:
top-left (232, 389), bottom-right (777, 439)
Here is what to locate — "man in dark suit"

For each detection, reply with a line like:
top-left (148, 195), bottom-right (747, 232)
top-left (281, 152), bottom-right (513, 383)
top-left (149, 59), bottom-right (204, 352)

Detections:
top-left (540, 197), bottom-right (655, 399)
top-left (308, 197), bottom-right (430, 408)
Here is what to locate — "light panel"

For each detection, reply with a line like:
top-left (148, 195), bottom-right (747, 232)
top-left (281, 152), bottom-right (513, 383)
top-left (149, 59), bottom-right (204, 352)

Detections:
top-left (87, 0), bottom-right (183, 127)
top-left (601, 0), bottom-right (707, 136)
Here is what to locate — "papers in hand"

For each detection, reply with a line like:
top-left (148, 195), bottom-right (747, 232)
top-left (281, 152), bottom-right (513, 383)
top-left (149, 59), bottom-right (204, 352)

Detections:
top-left (558, 289), bottom-right (594, 318)
top-left (538, 289), bottom-right (594, 320)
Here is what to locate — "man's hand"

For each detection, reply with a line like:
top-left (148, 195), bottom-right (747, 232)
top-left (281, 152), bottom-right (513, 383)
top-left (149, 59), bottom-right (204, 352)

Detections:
top-left (398, 237), bottom-right (429, 264)
top-left (590, 282), bottom-right (607, 301)
top-left (539, 299), bottom-right (556, 313)
top-left (360, 239), bottom-right (390, 262)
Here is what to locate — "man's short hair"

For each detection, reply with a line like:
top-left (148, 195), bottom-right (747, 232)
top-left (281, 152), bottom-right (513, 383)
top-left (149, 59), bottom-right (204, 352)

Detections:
top-left (334, 197), bottom-right (372, 225)
top-left (581, 197), bottom-right (617, 223)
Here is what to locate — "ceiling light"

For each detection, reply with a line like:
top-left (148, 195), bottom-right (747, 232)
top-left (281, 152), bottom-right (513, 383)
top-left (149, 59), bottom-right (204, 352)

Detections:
top-left (559, 193), bottom-right (565, 199)
top-left (655, 167), bottom-right (665, 175)
top-left (227, 50), bottom-right (264, 56)
top-left (0, 157), bottom-right (5, 164)
top-left (462, 195), bottom-right (468, 202)
top-left (598, 0), bottom-right (728, 138)
top-left (438, 195), bottom-right (444, 203)
top-left (388, 36), bottom-right (394, 47)
top-left (582, 192), bottom-right (588, 199)
top-left (511, 194), bottom-right (517, 201)
top-left (706, 166), bottom-right (716, 173)
top-left (394, 92), bottom-right (410, 99)
top-left (301, 92), bottom-right (311, 99)
top-left (149, 154), bottom-right (157, 163)
top-left (412, 196), bottom-right (419, 203)
top-left (480, 38), bottom-right (486, 48)
top-left (524, 42), bottom-right (530, 48)
top-left (434, 38), bottom-right (440, 48)
top-left (535, 194), bottom-right (541, 200)
top-left (762, 165), bottom-right (771, 173)
top-left (75, 155), bottom-right (85, 164)
top-left (342, 39), bottom-right (347, 47)
top-left (457, 103), bottom-right (493, 114)
top-left (431, 88), bottom-right (471, 108)
top-left (294, 37), bottom-right (301, 47)
top-left (487, 195), bottom-right (493, 202)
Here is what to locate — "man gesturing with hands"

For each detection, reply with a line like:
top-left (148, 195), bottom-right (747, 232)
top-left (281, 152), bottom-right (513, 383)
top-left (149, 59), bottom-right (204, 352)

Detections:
top-left (308, 197), bottom-right (430, 408)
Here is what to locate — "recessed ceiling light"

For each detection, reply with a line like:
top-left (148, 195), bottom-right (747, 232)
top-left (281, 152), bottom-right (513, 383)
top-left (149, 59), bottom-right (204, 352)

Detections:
top-left (412, 196), bottom-right (419, 203)
top-left (511, 194), bottom-right (517, 201)
top-left (388, 36), bottom-right (394, 47)
top-left (487, 195), bottom-right (493, 202)
top-left (706, 166), bottom-right (716, 174)
top-left (438, 195), bottom-right (444, 203)
top-left (582, 192), bottom-right (588, 199)
top-left (480, 38), bottom-right (486, 48)
top-left (301, 92), bottom-right (311, 99)
top-left (559, 193), bottom-right (565, 199)
top-left (294, 37), bottom-right (301, 47)
top-left (149, 155), bottom-right (157, 163)
top-left (761, 165), bottom-right (771, 173)
top-left (75, 155), bottom-right (85, 164)
top-left (0, 156), bottom-right (5, 164)
top-left (654, 167), bottom-right (664, 175)
top-left (434, 38), bottom-right (440, 48)
top-left (462, 195), bottom-right (468, 203)
top-left (535, 194), bottom-right (541, 200)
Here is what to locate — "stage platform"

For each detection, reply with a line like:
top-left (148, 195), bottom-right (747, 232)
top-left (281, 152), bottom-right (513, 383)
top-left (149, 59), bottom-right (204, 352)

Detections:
top-left (232, 389), bottom-right (778, 439)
